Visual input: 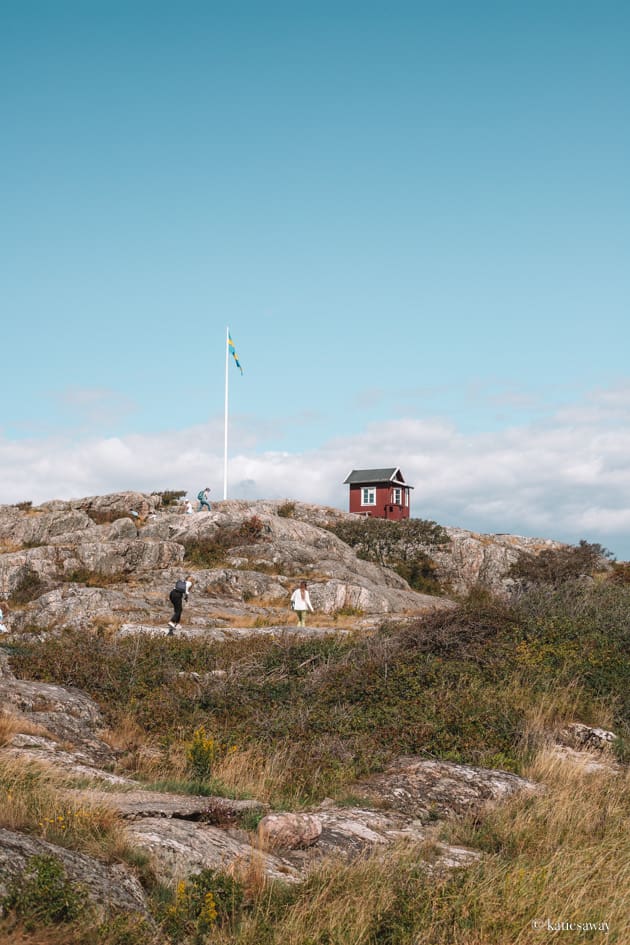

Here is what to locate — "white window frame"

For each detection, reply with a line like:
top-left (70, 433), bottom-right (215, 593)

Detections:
top-left (361, 486), bottom-right (376, 506)
top-left (392, 487), bottom-right (402, 505)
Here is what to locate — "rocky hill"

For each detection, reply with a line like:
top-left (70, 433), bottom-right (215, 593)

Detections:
top-left (1, 492), bottom-right (623, 941)
top-left (0, 491), bottom-right (563, 639)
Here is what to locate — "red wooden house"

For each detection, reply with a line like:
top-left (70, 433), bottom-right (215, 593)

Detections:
top-left (343, 468), bottom-right (413, 520)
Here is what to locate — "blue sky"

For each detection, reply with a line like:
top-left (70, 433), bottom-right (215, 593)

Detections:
top-left (2, 1), bottom-right (630, 555)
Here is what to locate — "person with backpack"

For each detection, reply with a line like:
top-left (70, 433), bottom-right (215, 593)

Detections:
top-left (168, 576), bottom-right (193, 635)
top-left (197, 487), bottom-right (211, 511)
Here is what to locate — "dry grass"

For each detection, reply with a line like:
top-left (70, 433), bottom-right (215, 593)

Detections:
top-left (0, 710), bottom-right (54, 747)
top-left (213, 844), bottom-right (422, 945)
top-left (208, 748), bottom-right (630, 945)
top-left (99, 712), bottom-right (162, 777)
top-left (210, 743), bottom-right (305, 806)
top-left (504, 679), bottom-right (617, 759)
top-left (0, 755), bottom-right (134, 863)
top-left (433, 749), bottom-right (630, 944)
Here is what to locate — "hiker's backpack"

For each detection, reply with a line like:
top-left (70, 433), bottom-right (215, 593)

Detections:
top-left (197, 490), bottom-right (204, 501)
top-left (175, 579), bottom-right (187, 593)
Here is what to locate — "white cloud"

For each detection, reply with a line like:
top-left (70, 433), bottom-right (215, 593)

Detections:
top-left (1, 385), bottom-right (630, 557)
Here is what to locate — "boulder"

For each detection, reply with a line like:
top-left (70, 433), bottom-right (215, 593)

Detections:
top-left (9, 585), bottom-right (142, 633)
top-left (70, 788), bottom-right (265, 824)
top-left (125, 817), bottom-right (300, 885)
top-left (555, 722), bottom-right (616, 752)
top-left (0, 539), bottom-right (184, 600)
top-left (310, 579), bottom-right (453, 615)
top-left (352, 756), bottom-right (537, 820)
top-left (258, 813), bottom-right (322, 849)
top-left (0, 676), bottom-right (114, 766)
top-left (0, 509), bottom-right (95, 548)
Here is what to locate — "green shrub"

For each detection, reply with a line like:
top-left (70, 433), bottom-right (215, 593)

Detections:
top-left (9, 568), bottom-right (47, 605)
top-left (508, 540), bottom-right (612, 587)
top-left (161, 868), bottom-right (244, 941)
top-left (2, 854), bottom-right (86, 927)
top-left (64, 569), bottom-right (129, 587)
top-left (277, 501), bottom-right (296, 518)
top-left (86, 509), bottom-right (134, 525)
top-left (328, 517), bottom-right (450, 595)
top-left (14, 500), bottom-right (33, 511)
top-left (606, 561), bottom-right (630, 585)
top-left (333, 605), bottom-right (364, 618)
top-left (184, 516), bottom-right (268, 567)
top-left (93, 913), bottom-right (156, 945)
top-left (186, 725), bottom-right (217, 782)
top-left (156, 490), bottom-right (187, 507)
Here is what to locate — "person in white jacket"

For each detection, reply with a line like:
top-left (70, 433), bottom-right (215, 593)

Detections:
top-left (290, 581), bottom-right (314, 627)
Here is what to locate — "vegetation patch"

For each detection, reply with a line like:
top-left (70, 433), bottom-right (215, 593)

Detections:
top-left (154, 489), bottom-right (187, 508)
top-left (508, 539), bottom-right (612, 588)
top-left (64, 568), bottom-right (130, 587)
top-left (2, 854), bottom-right (86, 928)
top-left (276, 501), bottom-right (296, 518)
top-left (160, 868), bottom-right (244, 942)
top-left (327, 517), bottom-right (450, 595)
top-left (9, 568), bottom-right (48, 606)
top-left (85, 509), bottom-right (135, 525)
top-left (0, 756), bottom-right (140, 866)
top-left (184, 516), bottom-right (268, 568)
top-left (12, 581), bottom-right (630, 808)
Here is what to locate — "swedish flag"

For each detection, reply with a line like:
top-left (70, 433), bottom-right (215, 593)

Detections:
top-left (228, 333), bottom-right (243, 374)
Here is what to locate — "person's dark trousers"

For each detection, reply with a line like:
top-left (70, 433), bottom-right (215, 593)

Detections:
top-left (169, 589), bottom-right (183, 625)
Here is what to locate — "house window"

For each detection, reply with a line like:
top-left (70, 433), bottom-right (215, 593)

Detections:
top-left (361, 487), bottom-right (376, 506)
top-left (392, 487), bottom-right (402, 505)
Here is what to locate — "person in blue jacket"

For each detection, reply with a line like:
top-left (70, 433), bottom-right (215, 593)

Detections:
top-left (197, 488), bottom-right (211, 511)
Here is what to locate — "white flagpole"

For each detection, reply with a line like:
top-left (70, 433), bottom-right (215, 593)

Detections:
top-left (223, 326), bottom-right (229, 500)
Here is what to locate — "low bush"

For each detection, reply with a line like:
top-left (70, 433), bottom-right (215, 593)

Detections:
top-left (9, 568), bottom-right (48, 606)
top-left (2, 854), bottom-right (86, 927)
top-left (328, 516), bottom-right (450, 595)
top-left (161, 869), bottom-right (244, 942)
top-left (186, 725), bottom-right (218, 782)
top-left (606, 561), bottom-right (630, 585)
top-left (276, 501), bottom-right (296, 518)
top-left (155, 490), bottom-right (187, 508)
top-left (508, 539), bottom-right (612, 587)
top-left (64, 569), bottom-right (130, 587)
top-left (85, 509), bottom-right (134, 525)
top-left (184, 516), bottom-right (268, 568)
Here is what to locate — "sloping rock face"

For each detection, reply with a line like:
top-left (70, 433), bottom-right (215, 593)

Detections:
top-left (351, 756), bottom-right (537, 819)
top-left (0, 828), bottom-right (150, 920)
top-left (1, 493), bottom-right (453, 636)
top-left (125, 818), bottom-right (300, 885)
top-left (433, 528), bottom-right (564, 596)
top-left (0, 674), bottom-right (115, 766)
top-left (0, 493), bottom-right (574, 619)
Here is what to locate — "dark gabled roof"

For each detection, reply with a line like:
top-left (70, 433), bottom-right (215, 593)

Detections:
top-left (343, 467), bottom-right (413, 487)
